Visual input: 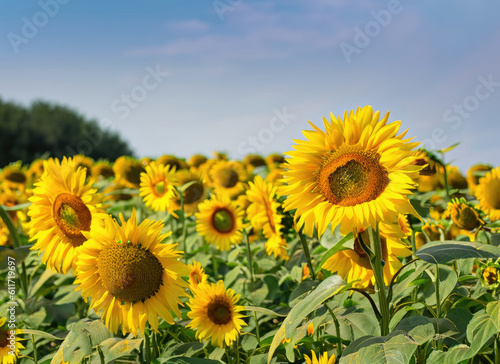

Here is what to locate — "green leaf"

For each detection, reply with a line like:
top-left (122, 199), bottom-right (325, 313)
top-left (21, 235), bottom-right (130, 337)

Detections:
top-left (486, 300), bottom-right (500, 331)
top-left (0, 245), bottom-right (33, 269)
top-left (243, 306), bottom-right (287, 318)
top-left (95, 338), bottom-right (143, 363)
top-left (267, 275), bottom-right (345, 363)
top-left (393, 316), bottom-right (435, 345)
top-left (421, 265), bottom-right (458, 306)
top-left (166, 358), bottom-right (223, 364)
top-left (339, 334), bottom-right (418, 364)
top-left (21, 329), bottom-right (64, 340)
top-left (417, 241), bottom-right (500, 264)
top-left (241, 335), bottom-right (259, 352)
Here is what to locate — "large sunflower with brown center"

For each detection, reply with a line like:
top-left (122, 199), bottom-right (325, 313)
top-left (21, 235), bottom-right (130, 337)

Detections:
top-left (187, 280), bottom-right (246, 348)
top-left (279, 106), bottom-right (420, 237)
top-left (74, 210), bottom-right (189, 336)
top-left (475, 166), bottom-right (500, 221)
top-left (28, 157), bottom-right (105, 273)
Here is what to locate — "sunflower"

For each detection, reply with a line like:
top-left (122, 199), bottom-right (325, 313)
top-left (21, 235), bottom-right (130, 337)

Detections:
top-left (26, 159), bottom-right (45, 185)
top-left (187, 280), bottom-right (246, 348)
top-left (467, 164), bottom-right (492, 193)
top-left (188, 261), bottom-right (209, 289)
top-left (246, 176), bottom-right (289, 260)
top-left (0, 316), bottom-right (24, 364)
top-left (266, 153), bottom-right (285, 169)
top-left (74, 210), bottom-right (189, 336)
top-left (195, 194), bottom-right (244, 251)
top-left (265, 165), bottom-right (285, 186)
top-left (189, 154), bottom-right (208, 168)
top-left (28, 157), bottom-right (105, 274)
top-left (73, 155), bottom-right (94, 177)
top-left (113, 156), bottom-right (145, 188)
top-left (475, 166), bottom-right (500, 221)
top-left (304, 351), bottom-right (336, 364)
top-left (156, 155), bottom-right (189, 171)
top-left (445, 198), bottom-right (484, 231)
top-left (171, 170), bottom-right (206, 215)
top-left (322, 230), bottom-right (412, 287)
top-left (91, 161), bottom-right (115, 180)
top-left (208, 160), bottom-right (248, 199)
top-left (0, 163), bottom-right (28, 191)
top-left (446, 166), bottom-right (468, 190)
top-left (139, 161), bottom-right (177, 213)
top-left (243, 154), bottom-right (266, 172)
top-left (280, 106), bottom-right (421, 237)
top-left (0, 221), bottom-right (10, 246)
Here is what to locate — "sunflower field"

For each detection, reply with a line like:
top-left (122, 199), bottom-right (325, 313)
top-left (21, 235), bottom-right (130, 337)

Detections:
top-left (1, 105), bottom-right (500, 364)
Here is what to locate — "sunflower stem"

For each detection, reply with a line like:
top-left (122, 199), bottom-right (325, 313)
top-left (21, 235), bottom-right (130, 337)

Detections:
top-left (440, 157), bottom-right (451, 202)
top-left (298, 229), bottom-right (316, 281)
top-left (326, 302), bottom-right (342, 358)
top-left (243, 231), bottom-right (255, 289)
top-left (144, 326), bottom-right (151, 364)
top-left (32, 334), bottom-right (38, 364)
top-left (226, 347), bottom-right (233, 364)
top-left (234, 338), bottom-right (240, 364)
top-left (368, 225), bottom-right (390, 336)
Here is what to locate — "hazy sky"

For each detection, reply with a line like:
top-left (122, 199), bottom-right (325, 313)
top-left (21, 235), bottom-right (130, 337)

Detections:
top-left (1, 0), bottom-right (499, 170)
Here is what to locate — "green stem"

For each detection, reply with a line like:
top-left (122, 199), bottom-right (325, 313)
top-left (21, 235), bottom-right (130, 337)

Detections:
top-left (253, 311), bottom-right (260, 343)
top-left (226, 347), bottom-right (233, 364)
top-left (244, 231), bottom-right (255, 289)
top-left (441, 159), bottom-right (450, 202)
top-left (411, 226), bottom-right (417, 258)
top-left (152, 330), bottom-right (160, 359)
top-left (326, 303), bottom-right (342, 358)
top-left (298, 229), bottom-right (316, 280)
top-left (435, 264), bottom-right (441, 318)
top-left (144, 326), bottom-right (151, 364)
top-left (368, 225), bottom-right (390, 336)
top-left (495, 334), bottom-right (499, 364)
top-left (235, 338), bottom-right (240, 364)
top-left (32, 335), bottom-right (38, 364)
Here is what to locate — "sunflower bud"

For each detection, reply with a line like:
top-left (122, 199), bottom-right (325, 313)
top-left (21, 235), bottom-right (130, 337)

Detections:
top-left (477, 262), bottom-right (500, 289)
top-left (446, 198), bottom-right (484, 231)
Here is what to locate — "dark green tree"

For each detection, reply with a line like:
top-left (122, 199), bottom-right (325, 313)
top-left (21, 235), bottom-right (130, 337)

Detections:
top-left (0, 98), bottom-right (134, 166)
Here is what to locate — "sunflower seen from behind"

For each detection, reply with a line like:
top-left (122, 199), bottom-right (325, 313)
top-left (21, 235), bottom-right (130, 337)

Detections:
top-left (187, 280), bottom-right (246, 348)
top-left (280, 106), bottom-right (421, 237)
top-left (195, 194), bottom-right (244, 251)
top-left (75, 210), bottom-right (189, 336)
top-left (322, 229), bottom-right (412, 288)
top-left (139, 161), bottom-right (177, 213)
top-left (28, 157), bottom-right (105, 274)
top-left (475, 166), bottom-right (500, 222)
top-left (171, 170), bottom-right (206, 215)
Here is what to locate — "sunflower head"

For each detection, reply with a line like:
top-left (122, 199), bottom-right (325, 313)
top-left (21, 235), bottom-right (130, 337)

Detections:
top-left (28, 157), bottom-right (104, 273)
top-left (156, 155), bottom-right (188, 171)
top-left (27, 159), bottom-right (45, 184)
top-left (446, 166), bottom-right (468, 190)
top-left (75, 210), bottom-right (189, 336)
top-left (304, 351), bottom-right (336, 364)
top-left (280, 106), bottom-right (420, 237)
top-left (113, 156), bottom-right (146, 188)
top-left (139, 161), bottom-right (177, 213)
top-left (209, 160), bottom-right (248, 198)
top-left (322, 229), bottom-right (411, 287)
top-left (189, 154), bottom-right (208, 168)
top-left (467, 164), bottom-right (492, 193)
top-left (265, 153), bottom-right (285, 169)
top-left (187, 280), bottom-right (246, 348)
top-left (0, 163), bottom-right (28, 190)
top-left (243, 154), bottom-right (266, 171)
top-left (0, 316), bottom-right (24, 363)
top-left (446, 198), bottom-right (484, 231)
top-left (415, 232), bottom-right (427, 250)
top-left (188, 261), bottom-right (209, 289)
top-left (91, 161), bottom-right (115, 179)
top-left (171, 170), bottom-right (206, 215)
top-left (73, 155), bottom-right (94, 177)
top-left (195, 194), bottom-right (244, 251)
top-left (477, 262), bottom-right (500, 289)
top-left (474, 166), bottom-right (500, 222)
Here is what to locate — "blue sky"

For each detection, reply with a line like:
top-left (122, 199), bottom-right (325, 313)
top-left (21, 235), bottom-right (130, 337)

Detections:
top-left (1, 0), bottom-right (499, 170)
